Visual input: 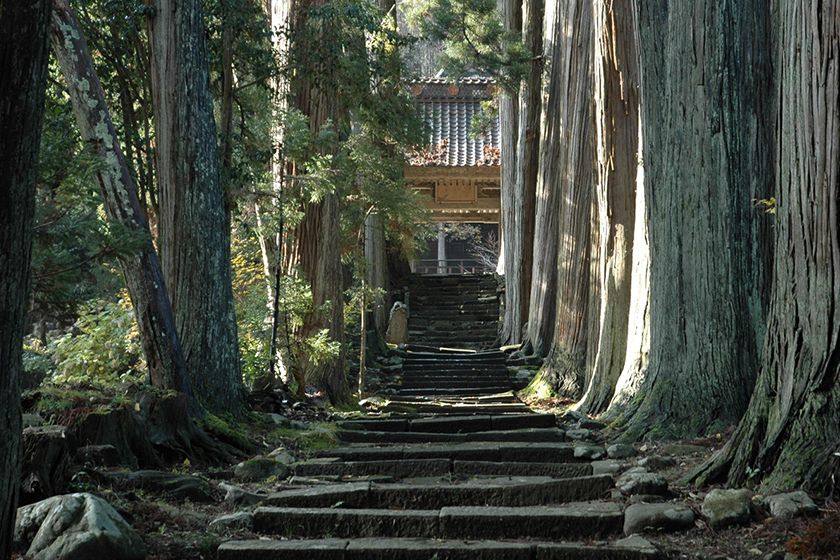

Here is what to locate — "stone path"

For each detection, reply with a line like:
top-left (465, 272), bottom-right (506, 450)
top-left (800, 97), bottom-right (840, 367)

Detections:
top-left (217, 274), bottom-right (669, 558)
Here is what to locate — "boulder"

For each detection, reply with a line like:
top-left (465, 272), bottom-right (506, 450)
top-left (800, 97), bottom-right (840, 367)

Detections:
top-left (607, 444), bottom-right (637, 459)
top-left (701, 488), bottom-right (753, 528)
top-left (267, 447), bottom-right (297, 466)
top-left (565, 428), bottom-right (593, 441)
top-left (614, 535), bottom-right (658, 552)
top-left (577, 418), bottom-right (607, 430)
top-left (616, 469), bottom-right (669, 496)
top-left (623, 503), bottom-right (695, 535)
top-left (762, 490), bottom-right (818, 519)
top-left (573, 444), bottom-right (606, 460)
top-left (14, 493), bottom-right (145, 560)
top-left (208, 511), bottom-right (254, 534)
top-left (219, 482), bottom-right (267, 507)
top-left (385, 302), bottom-right (409, 344)
top-left (591, 460), bottom-right (624, 476)
top-left (22, 413), bottom-right (44, 428)
top-left (21, 426), bottom-right (73, 505)
top-left (234, 456), bottom-right (290, 482)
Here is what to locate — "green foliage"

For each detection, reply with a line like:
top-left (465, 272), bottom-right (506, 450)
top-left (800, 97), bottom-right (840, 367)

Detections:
top-left (271, 422), bottom-right (340, 452)
top-left (46, 298), bottom-right (144, 385)
top-left (402, 0), bottom-right (529, 91)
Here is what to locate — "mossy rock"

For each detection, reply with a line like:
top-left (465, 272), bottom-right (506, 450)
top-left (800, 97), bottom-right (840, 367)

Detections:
top-left (234, 456), bottom-right (290, 482)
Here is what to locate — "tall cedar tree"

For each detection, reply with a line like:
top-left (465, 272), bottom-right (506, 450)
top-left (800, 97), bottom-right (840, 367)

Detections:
top-left (695, 0), bottom-right (840, 492)
top-left (0, 0), bottom-right (51, 555)
top-left (147, 0), bottom-right (246, 414)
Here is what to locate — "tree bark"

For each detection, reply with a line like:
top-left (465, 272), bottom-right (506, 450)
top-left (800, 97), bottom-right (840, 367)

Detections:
top-left (365, 212), bottom-right (388, 335)
top-left (0, 0), bottom-right (50, 554)
top-left (577, 0), bottom-right (641, 414)
top-left (146, 0), bottom-right (246, 415)
top-left (498, 0), bottom-right (521, 343)
top-left (608, 0), bottom-right (772, 440)
top-left (524, 0), bottom-right (594, 396)
top-left (286, 0), bottom-right (350, 404)
top-left (50, 0), bottom-right (194, 408)
top-left (693, 0), bottom-right (840, 493)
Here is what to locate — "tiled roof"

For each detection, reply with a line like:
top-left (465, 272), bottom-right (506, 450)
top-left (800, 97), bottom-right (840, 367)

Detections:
top-left (407, 77), bottom-right (500, 167)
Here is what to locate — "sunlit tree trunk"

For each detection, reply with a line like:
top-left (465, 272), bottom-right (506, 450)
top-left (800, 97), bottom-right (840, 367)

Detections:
top-left (498, 0), bottom-right (522, 343)
top-left (286, 0), bottom-right (349, 403)
top-left (147, 0), bottom-right (246, 415)
top-left (694, 0), bottom-right (840, 493)
top-left (0, 0), bottom-right (50, 554)
top-left (577, 0), bottom-right (641, 414)
top-left (524, 0), bottom-right (594, 397)
top-left (608, 0), bottom-right (771, 440)
top-left (50, 0), bottom-right (194, 409)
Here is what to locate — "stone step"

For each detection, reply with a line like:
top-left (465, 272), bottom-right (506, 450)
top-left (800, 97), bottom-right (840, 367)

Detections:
top-left (315, 442), bottom-right (581, 463)
top-left (292, 458), bottom-right (592, 479)
top-left (404, 350), bottom-right (505, 360)
top-left (292, 458), bottom-right (453, 479)
top-left (399, 377), bottom-right (510, 386)
top-left (218, 538), bottom-right (663, 560)
top-left (395, 387), bottom-right (511, 397)
top-left (383, 402), bottom-right (532, 414)
top-left (252, 501), bottom-right (623, 539)
top-left (337, 428), bottom-right (566, 444)
top-left (338, 413), bottom-right (555, 433)
top-left (264, 476), bottom-right (614, 508)
top-left (386, 394), bottom-right (521, 405)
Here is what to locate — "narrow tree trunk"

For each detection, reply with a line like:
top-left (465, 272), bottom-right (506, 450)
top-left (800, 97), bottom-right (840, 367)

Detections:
top-left (146, 0), bottom-right (246, 415)
top-left (509, 0), bottom-right (542, 345)
top-left (498, 0), bottom-right (521, 344)
top-left (609, 0), bottom-right (772, 440)
top-left (365, 212), bottom-right (388, 335)
top-left (694, 0), bottom-right (840, 493)
top-left (577, 0), bottom-right (641, 414)
top-left (50, 0), bottom-right (194, 407)
top-left (0, 0), bottom-right (50, 554)
top-left (524, 0), bottom-right (594, 393)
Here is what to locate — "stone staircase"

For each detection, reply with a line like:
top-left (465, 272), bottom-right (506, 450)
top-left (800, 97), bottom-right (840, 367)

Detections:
top-left (216, 275), bottom-right (667, 559)
top-left (407, 274), bottom-right (500, 350)
top-left (218, 407), bottom-right (666, 559)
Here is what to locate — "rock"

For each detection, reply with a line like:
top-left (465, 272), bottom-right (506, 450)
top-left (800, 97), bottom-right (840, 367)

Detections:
top-left (234, 456), bottom-right (290, 482)
top-left (616, 469), bottom-right (669, 496)
top-left (21, 426), bottom-right (73, 506)
top-left (266, 413), bottom-right (291, 427)
top-left (636, 455), bottom-right (677, 471)
top-left (106, 470), bottom-right (215, 502)
top-left (14, 493), bottom-right (145, 560)
top-left (573, 444), bottom-right (606, 460)
top-left (219, 482), bottom-right (267, 507)
top-left (385, 302), bottom-right (409, 344)
top-left (763, 490), bottom-right (818, 519)
top-left (267, 447), bottom-right (297, 466)
top-left (701, 488), bottom-right (753, 528)
top-left (75, 445), bottom-right (121, 468)
top-left (561, 410), bottom-right (587, 423)
top-left (614, 535), bottom-right (658, 551)
top-left (22, 413), bottom-right (44, 428)
top-left (208, 511), bottom-right (253, 534)
top-left (591, 460), bottom-right (624, 476)
top-left (577, 418), bottom-right (607, 430)
top-left (623, 503), bottom-right (695, 534)
top-left (565, 428), bottom-right (593, 441)
top-left (607, 443), bottom-right (637, 459)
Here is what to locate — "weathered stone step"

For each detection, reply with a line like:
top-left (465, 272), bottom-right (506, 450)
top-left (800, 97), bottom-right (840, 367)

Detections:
top-left (383, 402), bottom-right (531, 414)
top-left (293, 458), bottom-right (452, 478)
top-left (399, 377), bottom-right (510, 386)
top-left (402, 365), bottom-right (507, 373)
top-left (337, 428), bottom-right (566, 444)
top-left (395, 387), bottom-right (511, 397)
top-left (264, 476), bottom-right (614, 509)
top-left (315, 442), bottom-right (580, 463)
top-left (386, 395), bottom-right (521, 406)
top-left (218, 537), bottom-right (663, 560)
top-left (338, 413), bottom-right (555, 433)
top-left (253, 501), bottom-right (622, 539)
top-left (404, 351), bottom-right (505, 361)
top-left (292, 458), bottom-right (592, 479)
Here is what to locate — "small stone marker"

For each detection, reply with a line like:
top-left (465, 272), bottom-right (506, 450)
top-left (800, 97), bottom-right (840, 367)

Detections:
top-left (385, 302), bottom-right (409, 344)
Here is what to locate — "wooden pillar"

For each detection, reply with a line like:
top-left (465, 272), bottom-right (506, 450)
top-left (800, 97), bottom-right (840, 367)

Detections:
top-left (437, 222), bottom-right (447, 274)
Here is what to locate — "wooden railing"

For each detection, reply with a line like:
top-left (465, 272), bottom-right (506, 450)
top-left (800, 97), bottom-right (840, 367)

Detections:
top-left (412, 259), bottom-right (495, 275)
